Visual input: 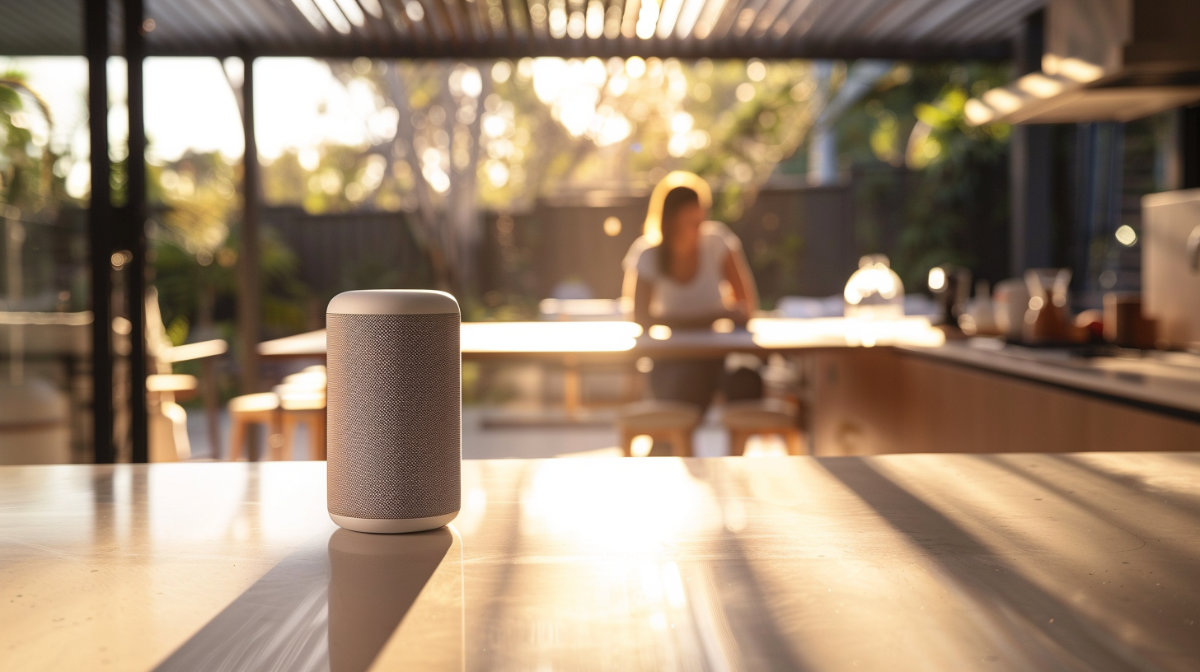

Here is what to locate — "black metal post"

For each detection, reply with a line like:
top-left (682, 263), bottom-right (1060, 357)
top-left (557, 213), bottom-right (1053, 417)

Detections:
top-left (1182, 104), bottom-right (1200, 189)
top-left (86, 0), bottom-right (114, 464)
top-left (1009, 9), bottom-right (1053, 274)
top-left (124, 0), bottom-right (149, 463)
top-left (237, 54), bottom-right (263, 459)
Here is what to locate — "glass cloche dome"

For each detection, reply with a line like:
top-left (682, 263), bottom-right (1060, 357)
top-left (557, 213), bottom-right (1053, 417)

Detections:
top-left (843, 254), bottom-right (905, 319)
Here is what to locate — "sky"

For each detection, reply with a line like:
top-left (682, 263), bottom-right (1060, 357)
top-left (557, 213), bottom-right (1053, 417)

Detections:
top-left (2, 56), bottom-right (381, 196)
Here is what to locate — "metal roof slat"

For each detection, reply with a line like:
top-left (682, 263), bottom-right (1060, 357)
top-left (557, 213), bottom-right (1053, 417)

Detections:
top-left (455, 0), bottom-right (485, 45)
top-left (516, 0), bottom-right (539, 45)
top-left (855, 0), bottom-right (938, 40)
top-left (776, 0), bottom-right (840, 57)
top-left (765, 0), bottom-right (821, 50)
top-left (619, 0), bottom-right (640, 42)
top-left (218, 0), bottom-right (304, 53)
top-left (479, 0), bottom-right (501, 44)
top-left (567, 0), bottom-right (586, 57)
top-left (504, 0), bottom-right (529, 40)
top-left (48, 0), bottom-right (84, 54)
top-left (422, 0), bottom-right (461, 47)
top-left (380, 0), bottom-right (425, 49)
top-left (191, 0), bottom-right (265, 54)
top-left (953, 0), bottom-right (1044, 44)
top-left (450, 0), bottom-right (481, 46)
top-left (729, 0), bottom-right (771, 39)
top-left (201, 0), bottom-right (271, 54)
top-left (747, 0), bottom-right (793, 41)
top-left (928, 0), bottom-right (1038, 45)
top-left (799, 0), bottom-right (851, 44)
top-left (214, 0), bottom-right (281, 47)
top-left (493, 0), bottom-right (516, 42)
top-left (347, 0), bottom-right (391, 55)
top-left (527, 0), bottom-right (551, 47)
top-left (912, 0), bottom-right (998, 42)
top-left (0, 1), bottom-right (55, 54)
top-left (387, 0), bottom-right (436, 46)
top-left (686, 0), bottom-right (715, 41)
top-left (2, 0), bottom-right (1025, 60)
top-left (245, 0), bottom-right (314, 52)
top-left (657, 0), bottom-right (696, 55)
top-left (902, 0), bottom-right (985, 43)
top-left (145, 0), bottom-right (216, 55)
top-left (705, 0), bottom-right (753, 48)
top-left (509, 0), bottom-right (533, 42)
top-left (819, 0), bottom-right (896, 47)
top-left (0, 3), bottom-right (40, 54)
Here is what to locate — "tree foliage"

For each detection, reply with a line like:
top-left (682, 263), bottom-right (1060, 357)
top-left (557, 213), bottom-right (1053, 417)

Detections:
top-left (813, 63), bottom-right (1013, 288)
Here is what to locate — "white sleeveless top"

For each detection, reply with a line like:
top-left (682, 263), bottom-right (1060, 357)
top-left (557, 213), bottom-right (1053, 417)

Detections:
top-left (622, 221), bottom-right (742, 321)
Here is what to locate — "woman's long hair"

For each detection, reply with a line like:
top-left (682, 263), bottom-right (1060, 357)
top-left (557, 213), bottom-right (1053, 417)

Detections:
top-left (642, 171), bottom-right (712, 276)
top-left (657, 187), bottom-right (699, 276)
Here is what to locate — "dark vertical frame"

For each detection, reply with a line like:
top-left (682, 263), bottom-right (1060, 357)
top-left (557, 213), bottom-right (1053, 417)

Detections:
top-left (237, 53), bottom-right (263, 459)
top-left (86, 0), bottom-right (114, 464)
top-left (1182, 104), bottom-right (1200, 189)
top-left (1009, 9), bottom-right (1052, 274)
top-left (124, 0), bottom-right (149, 462)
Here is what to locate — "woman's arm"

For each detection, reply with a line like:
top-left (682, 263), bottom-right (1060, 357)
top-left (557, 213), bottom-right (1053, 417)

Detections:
top-left (623, 265), bottom-right (655, 329)
top-left (722, 247), bottom-right (759, 326)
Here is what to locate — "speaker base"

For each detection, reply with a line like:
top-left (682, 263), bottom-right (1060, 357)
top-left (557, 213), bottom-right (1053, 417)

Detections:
top-left (330, 511), bottom-right (458, 534)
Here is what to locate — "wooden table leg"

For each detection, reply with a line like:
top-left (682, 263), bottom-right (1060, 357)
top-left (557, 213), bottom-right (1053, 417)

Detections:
top-left (202, 358), bottom-right (221, 460)
top-left (563, 355), bottom-right (581, 419)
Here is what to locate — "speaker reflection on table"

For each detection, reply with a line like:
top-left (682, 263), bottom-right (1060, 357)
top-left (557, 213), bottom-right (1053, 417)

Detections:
top-left (326, 289), bottom-right (462, 534)
top-left (328, 527), bottom-right (462, 671)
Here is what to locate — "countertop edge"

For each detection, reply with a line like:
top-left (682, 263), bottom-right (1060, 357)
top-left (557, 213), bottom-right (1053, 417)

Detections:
top-left (894, 343), bottom-right (1200, 422)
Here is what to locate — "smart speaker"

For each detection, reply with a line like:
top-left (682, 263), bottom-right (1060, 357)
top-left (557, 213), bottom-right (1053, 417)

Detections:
top-left (326, 290), bottom-right (461, 533)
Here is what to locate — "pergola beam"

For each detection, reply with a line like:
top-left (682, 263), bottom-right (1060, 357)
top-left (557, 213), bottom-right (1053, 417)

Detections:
top-left (136, 40), bottom-right (1010, 61)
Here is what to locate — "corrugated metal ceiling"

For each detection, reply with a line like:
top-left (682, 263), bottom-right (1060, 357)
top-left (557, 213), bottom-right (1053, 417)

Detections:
top-left (0, 0), bottom-right (1044, 59)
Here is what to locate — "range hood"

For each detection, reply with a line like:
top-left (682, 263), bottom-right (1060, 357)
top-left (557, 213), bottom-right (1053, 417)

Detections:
top-left (966, 0), bottom-right (1200, 125)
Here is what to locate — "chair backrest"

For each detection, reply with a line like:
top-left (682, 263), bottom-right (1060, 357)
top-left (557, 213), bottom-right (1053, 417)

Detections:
top-left (145, 287), bottom-right (174, 375)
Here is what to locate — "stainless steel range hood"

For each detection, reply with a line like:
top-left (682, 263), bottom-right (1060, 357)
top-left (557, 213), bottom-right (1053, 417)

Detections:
top-left (966, 0), bottom-right (1200, 125)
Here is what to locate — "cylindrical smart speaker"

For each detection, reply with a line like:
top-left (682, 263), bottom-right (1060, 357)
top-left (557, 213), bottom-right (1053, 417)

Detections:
top-left (326, 290), bottom-right (461, 533)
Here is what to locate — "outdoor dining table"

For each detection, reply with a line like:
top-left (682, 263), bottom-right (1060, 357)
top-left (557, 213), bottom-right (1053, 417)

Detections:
top-left (2, 453), bottom-right (1197, 670)
top-left (257, 317), bottom-right (945, 416)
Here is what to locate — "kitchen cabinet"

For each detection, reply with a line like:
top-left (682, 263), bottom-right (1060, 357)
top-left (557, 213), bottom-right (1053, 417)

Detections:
top-left (810, 349), bottom-right (1200, 455)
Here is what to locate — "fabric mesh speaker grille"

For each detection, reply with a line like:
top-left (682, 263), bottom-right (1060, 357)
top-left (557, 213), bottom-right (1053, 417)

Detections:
top-left (327, 312), bottom-right (460, 520)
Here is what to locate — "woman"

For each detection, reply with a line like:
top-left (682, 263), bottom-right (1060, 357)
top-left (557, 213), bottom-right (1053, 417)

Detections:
top-left (621, 171), bottom-right (760, 412)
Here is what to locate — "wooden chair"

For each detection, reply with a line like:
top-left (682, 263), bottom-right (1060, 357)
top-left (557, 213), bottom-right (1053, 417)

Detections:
top-left (139, 288), bottom-right (228, 460)
top-left (721, 398), bottom-right (805, 456)
top-left (145, 373), bottom-right (197, 462)
top-left (273, 366), bottom-right (326, 460)
top-left (616, 400), bottom-right (702, 457)
top-left (276, 378), bottom-right (326, 461)
top-left (227, 392), bottom-right (282, 460)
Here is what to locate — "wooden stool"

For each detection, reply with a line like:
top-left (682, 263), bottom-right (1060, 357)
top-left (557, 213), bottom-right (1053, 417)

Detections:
top-left (228, 392), bottom-right (282, 460)
top-left (616, 400), bottom-right (702, 457)
top-left (721, 398), bottom-right (805, 456)
top-left (277, 383), bottom-right (327, 460)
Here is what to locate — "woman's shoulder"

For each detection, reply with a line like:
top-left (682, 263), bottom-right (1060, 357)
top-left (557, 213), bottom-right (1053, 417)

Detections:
top-left (701, 220), bottom-right (741, 250)
top-left (624, 235), bottom-right (657, 259)
top-left (622, 235), bottom-right (657, 272)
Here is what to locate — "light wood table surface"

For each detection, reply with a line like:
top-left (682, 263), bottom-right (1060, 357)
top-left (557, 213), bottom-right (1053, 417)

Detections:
top-left (257, 317), bottom-right (946, 361)
top-left (258, 318), bottom-right (943, 418)
top-left (2, 454), bottom-right (1198, 670)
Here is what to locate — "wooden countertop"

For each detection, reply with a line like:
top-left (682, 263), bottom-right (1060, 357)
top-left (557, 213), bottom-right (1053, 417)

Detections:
top-left (3, 455), bottom-right (1199, 670)
top-left (901, 339), bottom-right (1200, 419)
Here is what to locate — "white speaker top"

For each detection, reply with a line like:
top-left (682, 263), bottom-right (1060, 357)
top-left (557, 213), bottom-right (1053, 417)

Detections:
top-left (327, 290), bottom-right (460, 316)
